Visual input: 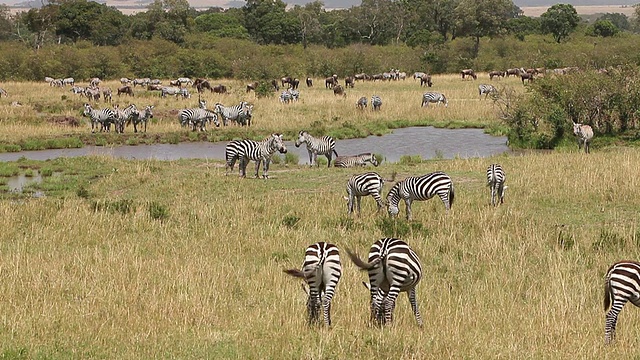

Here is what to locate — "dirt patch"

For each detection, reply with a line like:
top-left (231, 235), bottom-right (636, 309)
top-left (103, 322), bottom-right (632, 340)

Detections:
top-left (47, 116), bottom-right (81, 127)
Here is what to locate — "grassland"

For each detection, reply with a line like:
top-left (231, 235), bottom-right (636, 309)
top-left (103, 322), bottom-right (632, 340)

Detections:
top-left (0, 143), bottom-right (640, 358)
top-left (0, 73), bottom-right (516, 151)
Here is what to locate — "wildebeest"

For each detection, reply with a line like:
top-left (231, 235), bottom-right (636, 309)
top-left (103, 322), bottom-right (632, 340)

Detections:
top-left (461, 69), bottom-right (477, 80)
top-left (213, 84), bottom-right (227, 94)
top-left (325, 75), bottom-right (338, 89)
top-left (147, 84), bottom-right (163, 91)
top-left (333, 84), bottom-right (346, 97)
top-left (193, 78), bottom-right (213, 93)
top-left (420, 74), bottom-right (433, 87)
top-left (344, 76), bottom-right (355, 88)
top-left (306, 77), bottom-right (313, 87)
top-left (489, 71), bottom-right (505, 80)
top-left (246, 81), bottom-right (259, 93)
top-left (505, 68), bottom-right (521, 77)
top-left (354, 73), bottom-right (369, 81)
top-left (271, 79), bottom-right (280, 91)
top-left (520, 73), bottom-right (534, 84)
top-left (117, 85), bottom-right (134, 97)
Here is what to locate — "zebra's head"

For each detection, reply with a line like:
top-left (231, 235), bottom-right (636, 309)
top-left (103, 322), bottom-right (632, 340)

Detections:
top-left (295, 130), bottom-right (309, 148)
top-left (272, 133), bottom-right (287, 154)
top-left (386, 182), bottom-right (401, 217)
top-left (82, 103), bottom-right (93, 116)
top-left (370, 154), bottom-right (379, 167)
top-left (144, 105), bottom-right (154, 119)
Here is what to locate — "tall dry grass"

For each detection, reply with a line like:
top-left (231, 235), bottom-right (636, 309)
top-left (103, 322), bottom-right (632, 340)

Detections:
top-left (0, 146), bottom-right (639, 358)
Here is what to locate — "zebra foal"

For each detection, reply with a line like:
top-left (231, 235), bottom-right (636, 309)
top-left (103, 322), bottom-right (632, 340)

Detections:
top-left (295, 130), bottom-right (338, 168)
top-left (387, 171), bottom-right (454, 220)
top-left (334, 153), bottom-right (379, 168)
top-left (604, 261), bottom-right (640, 344)
top-left (486, 164), bottom-right (506, 206)
top-left (573, 121), bottom-right (594, 154)
top-left (347, 238), bottom-right (423, 326)
top-left (283, 242), bottom-right (342, 326)
top-left (345, 172), bottom-right (385, 214)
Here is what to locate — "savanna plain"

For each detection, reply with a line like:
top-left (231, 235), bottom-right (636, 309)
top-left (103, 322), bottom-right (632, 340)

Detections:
top-left (0, 75), bottom-right (639, 359)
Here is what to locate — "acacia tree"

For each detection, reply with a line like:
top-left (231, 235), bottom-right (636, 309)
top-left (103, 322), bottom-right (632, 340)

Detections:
top-left (455, 0), bottom-right (518, 58)
top-left (540, 4), bottom-right (580, 43)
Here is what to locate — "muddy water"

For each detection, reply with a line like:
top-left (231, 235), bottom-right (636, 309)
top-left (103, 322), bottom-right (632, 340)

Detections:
top-left (0, 127), bottom-right (509, 164)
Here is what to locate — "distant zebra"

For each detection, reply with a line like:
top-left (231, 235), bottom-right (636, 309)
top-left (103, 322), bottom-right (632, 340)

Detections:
top-left (70, 86), bottom-right (84, 95)
top-left (486, 164), bottom-right (506, 206)
top-left (420, 74), bottom-right (433, 87)
top-left (161, 86), bottom-right (190, 99)
top-left (102, 87), bottom-right (112, 103)
top-left (346, 238), bottom-right (423, 326)
top-left (132, 78), bottom-right (150, 87)
top-left (604, 260), bottom-right (640, 344)
top-left (422, 92), bottom-right (448, 107)
top-left (573, 122), bottom-right (594, 154)
top-left (84, 87), bottom-right (101, 102)
top-left (334, 153), bottom-right (379, 168)
top-left (283, 242), bottom-right (342, 326)
top-left (128, 105), bottom-right (154, 133)
top-left (371, 95), bottom-right (382, 110)
top-left (295, 130), bottom-right (338, 168)
top-left (82, 103), bottom-right (116, 133)
top-left (179, 101), bottom-right (220, 131)
top-left (345, 172), bottom-right (385, 214)
top-left (356, 97), bottom-right (367, 110)
top-left (62, 77), bottom-right (75, 86)
top-left (90, 77), bottom-right (101, 87)
top-left (225, 133), bottom-right (287, 178)
top-left (478, 84), bottom-right (497, 99)
top-left (279, 90), bottom-right (292, 103)
top-left (113, 104), bottom-right (138, 133)
top-left (387, 171), bottom-right (454, 220)
top-left (215, 102), bottom-right (252, 126)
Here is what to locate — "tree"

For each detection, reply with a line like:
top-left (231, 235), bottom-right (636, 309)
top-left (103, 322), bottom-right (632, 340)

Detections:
top-left (54, 0), bottom-right (128, 45)
top-left (506, 16), bottom-right (540, 40)
top-left (587, 19), bottom-right (619, 37)
top-left (0, 5), bottom-right (14, 41)
top-left (243, 0), bottom-right (300, 45)
top-left (598, 13), bottom-right (629, 31)
top-left (540, 4), bottom-right (580, 43)
top-left (455, 0), bottom-right (518, 58)
top-left (290, 1), bottom-right (323, 49)
top-left (194, 12), bottom-right (249, 39)
top-left (20, 4), bottom-right (60, 49)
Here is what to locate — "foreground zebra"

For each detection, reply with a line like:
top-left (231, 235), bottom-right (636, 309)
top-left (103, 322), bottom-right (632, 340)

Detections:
top-left (283, 242), bottom-right (342, 326)
top-left (422, 92), bottom-right (448, 107)
top-left (334, 153), bottom-right (379, 168)
top-left (387, 171), bottom-right (454, 220)
top-left (478, 84), bottom-right (497, 99)
top-left (83, 103), bottom-right (116, 133)
top-left (371, 95), bottom-right (382, 110)
top-left (179, 101), bottom-right (220, 131)
top-left (486, 164), bottom-right (506, 206)
top-left (347, 238), bottom-right (423, 326)
top-left (604, 260), bottom-right (640, 344)
top-left (225, 134), bottom-right (287, 178)
top-left (573, 122), bottom-right (594, 154)
top-left (345, 172), bottom-right (385, 214)
top-left (295, 130), bottom-right (338, 167)
top-left (215, 102), bottom-right (252, 126)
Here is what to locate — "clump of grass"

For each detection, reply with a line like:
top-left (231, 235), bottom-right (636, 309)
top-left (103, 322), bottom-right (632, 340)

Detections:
top-left (398, 155), bottom-right (422, 165)
top-left (149, 201), bottom-right (169, 220)
top-left (284, 152), bottom-right (298, 165)
top-left (592, 228), bottom-right (626, 251)
top-left (76, 185), bottom-right (90, 198)
top-left (281, 215), bottom-right (300, 228)
top-left (91, 199), bottom-right (135, 215)
top-left (40, 168), bottom-right (54, 177)
top-left (24, 169), bottom-right (34, 177)
top-left (0, 163), bottom-right (20, 177)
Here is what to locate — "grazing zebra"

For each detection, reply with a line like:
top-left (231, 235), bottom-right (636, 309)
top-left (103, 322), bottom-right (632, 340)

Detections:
top-left (604, 261), bottom-right (640, 344)
top-left (295, 130), bottom-right (338, 168)
top-left (70, 86), bottom-right (84, 95)
top-left (387, 171), bottom-right (454, 220)
top-left (478, 84), bottom-right (497, 99)
top-left (62, 77), bottom-right (75, 86)
top-left (283, 242), bottom-right (342, 326)
top-left (486, 164), bottom-right (506, 206)
top-left (573, 122), bottom-right (594, 154)
top-left (422, 92), bottom-right (448, 107)
top-left (132, 78), bottom-right (150, 87)
top-left (120, 78), bottom-right (131, 86)
top-left (84, 87), bottom-right (101, 102)
top-left (90, 77), bottom-right (101, 87)
top-left (356, 96), bottom-right (367, 110)
top-left (346, 238), bottom-right (423, 326)
top-left (371, 95), bottom-right (382, 110)
top-left (215, 102), bottom-right (252, 127)
top-left (44, 76), bottom-right (54, 83)
top-left (161, 86), bottom-right (190, 98)
top-left (113, 104), bottom-right (138, 133)
top-left (179, 101), bottom-right (220, 131)
top-left (334, 153), bottom-right (379, 168)
top-left (225, 133), bottom-right (287, 178)
top-left (345, 172), bottom-right (385, 214)
top-left (82, 103), bottom-right (116, 133)
top-left (128, 105), bottom-right (154, 133)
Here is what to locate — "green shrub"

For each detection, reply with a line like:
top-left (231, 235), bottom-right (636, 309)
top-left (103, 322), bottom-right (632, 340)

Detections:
top-left (281, 215), bottom-right (300, 228)
top-left (149, 201), bottom-right (169, 221)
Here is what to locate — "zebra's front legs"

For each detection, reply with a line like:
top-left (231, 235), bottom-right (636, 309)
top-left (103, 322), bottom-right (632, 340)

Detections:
top-left (239, 157), bottom-right (248, 178)
top-left (404, 198), bottom-right (413, 221)
top-left (326, 154), bottom-right (332, 168)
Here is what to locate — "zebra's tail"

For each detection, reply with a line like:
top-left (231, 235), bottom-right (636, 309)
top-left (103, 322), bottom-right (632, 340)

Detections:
top-left (283, 269), bottom-right (306, 279)
top-left (604, 271), bottom-right (613, 312)
top-left (346, 249), bottom-right (381, 270)
top-left (333, 149), bottom-right (339, 157)
top-left (448, 182), bottom-right (455, 208)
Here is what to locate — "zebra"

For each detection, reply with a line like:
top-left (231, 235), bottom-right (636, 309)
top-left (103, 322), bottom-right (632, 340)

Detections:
top-left (179, 101), bottom-right (220, 132)
top-left (279, 90), bottom-right (292, 104)
top-left (356, 97), bottom-right (367, 110)
top-left (345, 172), bottom-right (385, 214)
top-left (422, 92), bottom-right (448, 107)
top-left (82, 103), bottom-right (116, 133)
top-left (289, 89), bottom-right (300, 102)
top-left (478, 84), bottom-right (497, 99)
top-left (84, 87), bottom-right (101, 102)
top-left (102, 87), bottom-right (112, 103)
top-left (283, 242), bottom-right (342, 326)
top-left (215, 102), bottom-right (252, 127)
top-left (62, 77), bottom-right (75, 86)
top-left (573, 122), bottom-right (594, 154)
top-left (387, 171), bottom-right (454, 220)
top-left (70, 86), bottom-right (84, 95)
top-left (334, 153), bottom-right (379, 168)
top-left (486, 164), bottom-right (506, 206)
top-left (132, 78), bottom-right (150, 87)
top-left (604, 260), bottom-right (640, 344)
top-left (128, 105), bottom-right (154, 133)
top-left (346, 238), bottom-right (423, 326)
top-left (371, 95), bottom-right (382, 110)
top-left (225, 134), bottom-right (287, 178)
top-left (161, 86), bottom-right (190, 99)
top-left (113, 104), bottom-right (138, 133)
top-left (295, 130), bottom-right (338, 168)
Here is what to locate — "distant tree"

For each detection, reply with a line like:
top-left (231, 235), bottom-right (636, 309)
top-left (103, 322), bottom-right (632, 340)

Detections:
top-left (506, 15), bottom-right (540, 40)
top-left (290, 1), bottom-right (323, 49)
top-left (455, 0), bottom-right (518, 57)
top-left (586, 19), bottom-right (619, 37)
top-left (539, 4), bottom-right (580, 43)
top-left (20, 5), bottom-right (60, 49)
top-left (194, 12), bottom-right (249, 39)
top-left (243, 0), bottom-right (300, 45)
top-left (0, 5), bottom-right (14, 41)
top-left (597, 13), bottom-right (629, 31)
top-left (54, 0), bottom-right (128, 45)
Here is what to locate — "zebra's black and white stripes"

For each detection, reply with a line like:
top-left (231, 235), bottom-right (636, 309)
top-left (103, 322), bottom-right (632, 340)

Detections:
top-left (215, 102), bottom-right (252, 126)
top-left (283, 242), bottom-right (342, 326)
top-left (573, 122), bottom-right (594, 154)
top-left (371, 95), bottom-right (382, 111)
top-left (486, 164), bottom-right (506, 206)
top-left (113, 104), bottom-right (138, 133)
top-left (346, 172), bottom-right (385, 214)
top-left (387, 171), bottom-right (454, 220)
top-left (129, 105), bottom-right (154, 133)
top-left (334, 153), bottom-right (379, 168)
top-left (83, 103), bottom-right (116, 133)
top-left (225, 133), bottom-right (287, 178)
top-left (422, 92), bottom-right (448, 107)
top-left (295, 130), bottom-right (338, 168)
top-left (478, 84), bottom-right (497, 99)
top-left (179, 100), bottom-right (220, 131)
top-left (604, 260), bottom-right (640, 344)
top-left (347, 238), bottom-right (423, 326)
top-left (356, 97), bottom-right (367, 110)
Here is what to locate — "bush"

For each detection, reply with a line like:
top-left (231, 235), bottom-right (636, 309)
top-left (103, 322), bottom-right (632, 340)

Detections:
top-left (149, 201), bottom-right (169, 221)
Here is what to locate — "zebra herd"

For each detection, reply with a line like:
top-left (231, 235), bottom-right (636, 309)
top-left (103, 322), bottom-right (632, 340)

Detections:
top-left (82, 103), bottom-right (154, 133)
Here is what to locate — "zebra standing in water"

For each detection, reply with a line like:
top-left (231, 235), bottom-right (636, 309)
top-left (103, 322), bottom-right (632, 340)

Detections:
top-left (83, 103), bottom-right (116, 133)
top-left (283, 242), bottom-right (342, 326)
top-left (478, 84), bottom-right (497, 99)
top-left (225, 133), bottom-right (287, 178)
top-left (295, 130), bottom-right (338, 168)
top-left (486, 164), bottom-right (506, 206)
top-left (346, 238), bottom-right (423, 326)
top-left (573, 121), bottom-right (594, 154)
top-left (422, 92), bottom-right (448, 107)
top-left (371, 95), bottom-right (382, 110)
top-left (387, 171), bottom-right (454, 220)
top-left (179, 100), bottom-right (220, 131)
top-left (334, 153), bottom-right (379, 168)
top-left (345, 172), bottom-right (385, 214)
top-left (604, 260), bottom-right (640, 344)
